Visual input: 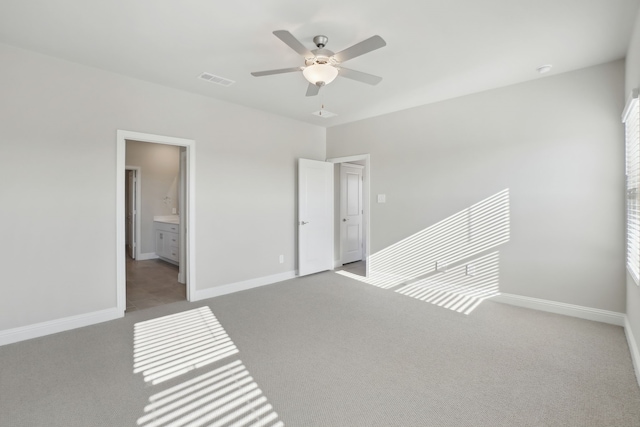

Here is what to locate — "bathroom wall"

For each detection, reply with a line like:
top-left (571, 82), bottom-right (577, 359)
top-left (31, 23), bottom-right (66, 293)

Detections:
top-left (125, 140), bottom-right (180, 256)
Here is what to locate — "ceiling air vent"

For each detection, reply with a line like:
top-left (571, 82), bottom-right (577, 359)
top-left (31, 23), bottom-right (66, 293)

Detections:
top-left (198, 72), bottom-right (235, 87)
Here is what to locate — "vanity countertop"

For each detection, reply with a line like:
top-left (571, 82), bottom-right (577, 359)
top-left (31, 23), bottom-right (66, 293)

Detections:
top-left (154, 215), bottom-right (179, 225)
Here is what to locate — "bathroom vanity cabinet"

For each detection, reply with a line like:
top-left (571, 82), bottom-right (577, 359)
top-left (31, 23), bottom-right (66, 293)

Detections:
top-left (155, 220), bottom-right (179, 264)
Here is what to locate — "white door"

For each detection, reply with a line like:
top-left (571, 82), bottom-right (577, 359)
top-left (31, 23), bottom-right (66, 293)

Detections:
top-left (126, 170), bottom-right (137, 259)
top-left (340, 163), bottom-right (363, 264)
top-left (298, 158), bottom-right (334, 276)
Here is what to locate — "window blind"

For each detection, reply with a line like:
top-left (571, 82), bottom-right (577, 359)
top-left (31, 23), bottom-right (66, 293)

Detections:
top-left (624, 90), bottom-right (640, 284)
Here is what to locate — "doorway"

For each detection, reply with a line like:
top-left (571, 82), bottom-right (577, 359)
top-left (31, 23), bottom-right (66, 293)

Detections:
top-left (339, 163), bottom-right (364, 263)
top-left (296, 155), bottom-right (370, 278)
top-left (116, 130), bottom-right (197, 314)
top-left (125, 142), bottom-right (183, 311)
top-left (327, 154), bottom-right (370, 278)
top-left (337, 162), bottom-right (365, 277)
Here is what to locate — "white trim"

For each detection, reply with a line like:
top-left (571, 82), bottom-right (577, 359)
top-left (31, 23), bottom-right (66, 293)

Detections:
top-left (625, 316), bottom-right (640, 389)
top-left (495, 292), bottom-right (638, 387)
top-left (327, 154), bottom-right (369, 164)
top-left (117, 130), bottom-right (197, 311)
top-left (191, 270), bottom-right (297, 301)
top-left (178, 150), bottom-right (187, 284)
top-left (137, 252), bottom-right (159, 261)
top-left (334, 260), bottom-right (343, 268)
top-left (158, 256), bottom-right (179, 266)
top-left (492, 293), bottom-right (625, 326)
top-left (326, 154), bottom-right (371, 277)
top-left (342, 162), bottom-right (364, 169)
top-left (0, 308), bottom-right (122, 346)
top-left (125, 166), bottom-right (141, 260)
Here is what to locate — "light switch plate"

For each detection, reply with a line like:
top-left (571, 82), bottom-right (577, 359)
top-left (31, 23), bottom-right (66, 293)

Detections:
top-left (377, 194), bottom-right (386, 203)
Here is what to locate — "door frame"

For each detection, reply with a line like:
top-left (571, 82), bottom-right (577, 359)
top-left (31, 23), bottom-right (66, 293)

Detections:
top-left (339, 162), bottom-right (364, 265)
top-left (116, 130), bottom-right (197, 313)
top-left (326, 154), bottom-right (370, 277)
top-left (125, 166), bottom-right (141, 260)
top-left (178, 149), bottom-right (187, 284)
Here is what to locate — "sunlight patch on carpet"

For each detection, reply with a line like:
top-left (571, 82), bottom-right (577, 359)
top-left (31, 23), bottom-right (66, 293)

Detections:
top-left (133, 307), bottom-right (239, 385)
top-left (137, 360), bottom-right (284, 427)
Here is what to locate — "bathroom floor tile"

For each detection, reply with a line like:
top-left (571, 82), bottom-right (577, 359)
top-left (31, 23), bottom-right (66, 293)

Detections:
top-left (125, 256), bottom-right (185, 312)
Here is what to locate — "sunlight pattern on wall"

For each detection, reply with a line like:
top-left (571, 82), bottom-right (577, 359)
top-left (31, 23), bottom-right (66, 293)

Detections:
top-left (370, 189), bottom-right (509, 287)
top-left (336, 189), bottom-right (510, 290)
top-left (395, 251), bottom-right (500, 315)
top-left (134, 307), bottom-right (239, 385)
top-left (137, 360), bottom-right (284, 427)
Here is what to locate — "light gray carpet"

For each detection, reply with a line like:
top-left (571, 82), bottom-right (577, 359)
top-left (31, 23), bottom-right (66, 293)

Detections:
top-left (1, 271), bottom-right (639, 426)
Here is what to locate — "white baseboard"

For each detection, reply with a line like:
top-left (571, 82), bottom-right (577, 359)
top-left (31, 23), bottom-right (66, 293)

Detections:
top-left (369, 270), bottom-right (413, 286)
top-left (492, 293), bottom-right (625, 326)
top-left (192, 270), bottom-right (297, 301)
top-left (625, 316), bottom-right (640, 389)
top-left (491, 293), bottom-right (640, 386)
top-left (336, 259), bottom-right (369, 269)
top-left (0, 307), bottom-right (122, 347)
top-left (137, 252), bottom-right (159, 261)
top-left (157, 256), bottom-right (179, 266)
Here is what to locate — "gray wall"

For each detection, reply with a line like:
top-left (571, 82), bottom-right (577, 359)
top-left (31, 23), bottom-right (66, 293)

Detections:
top-left (125, 140), bottom-right (180, 254)
top-left (0, 43), bottom-right (325, 331)
top-left (0, 37), bottom-right (630, 337)
top-left (327, 60), bottom-right (626, 312)
top-left (626, 7), bottom-right (640, 356)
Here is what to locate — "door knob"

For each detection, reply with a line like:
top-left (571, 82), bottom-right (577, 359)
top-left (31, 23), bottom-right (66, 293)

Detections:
top-left (301, 221), bottom-right (309, 225)
top-left (342, 218), bottom-right (349, 222)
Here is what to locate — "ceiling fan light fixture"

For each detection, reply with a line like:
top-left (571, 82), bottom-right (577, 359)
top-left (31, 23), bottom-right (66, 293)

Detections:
top-left (251, 31), bottom-right (386, 96)
top-left (303, 64), bottom-right (339, 86)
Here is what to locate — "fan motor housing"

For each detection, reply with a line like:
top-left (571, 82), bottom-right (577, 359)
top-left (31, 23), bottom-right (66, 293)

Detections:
top-left (306, 49), bottom-right (337, 66)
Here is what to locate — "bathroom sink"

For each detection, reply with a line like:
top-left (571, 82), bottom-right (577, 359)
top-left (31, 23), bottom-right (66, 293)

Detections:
top-left (153, 215), bottom-right (179, 224)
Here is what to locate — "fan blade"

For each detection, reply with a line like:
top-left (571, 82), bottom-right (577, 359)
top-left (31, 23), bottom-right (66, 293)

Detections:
top-left (251, 67), bottom-right (302, 77)
top-left (273, 30), bottom-right (313, 57)
top-left (338, 67), bottom-right (383, 85)
top-left (333, 35), bottom-right (386, 63)
top-left (306, 83), bottom-right (321, 97)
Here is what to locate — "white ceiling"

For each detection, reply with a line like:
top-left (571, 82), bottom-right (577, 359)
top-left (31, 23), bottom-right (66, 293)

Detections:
top-left (1, 0), bottom-right (638, 127)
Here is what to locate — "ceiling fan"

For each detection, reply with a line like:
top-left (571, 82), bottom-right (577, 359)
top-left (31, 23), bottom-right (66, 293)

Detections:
top-left (251, 30), bottom-right (386, 96)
